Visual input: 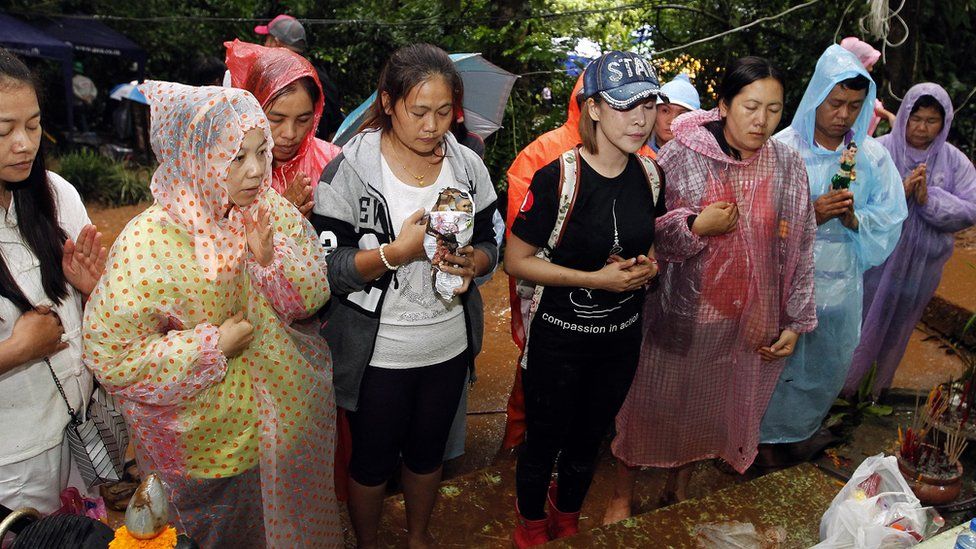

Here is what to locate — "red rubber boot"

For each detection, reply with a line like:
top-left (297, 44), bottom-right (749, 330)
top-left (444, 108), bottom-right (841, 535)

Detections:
top-left (546, 482), bottom-right (580, 539)
top-left (512, 502), bottom-right (550, 548)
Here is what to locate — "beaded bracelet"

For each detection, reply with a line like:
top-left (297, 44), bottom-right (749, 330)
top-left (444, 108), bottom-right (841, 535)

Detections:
top-left (378, 243), bottom-right (399, 271)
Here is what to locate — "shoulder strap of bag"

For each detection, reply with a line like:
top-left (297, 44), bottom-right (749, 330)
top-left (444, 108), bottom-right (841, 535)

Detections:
top-left (548, 146), bottom-right (582, 251)
top-left (636, 154), bottom-right (662, 206)
top-left (519, 147), bottom-right (582, 368)
top-left (45, 358), bottom-right (82, 425)
top-left (532, 145), bottom-right (582, 264)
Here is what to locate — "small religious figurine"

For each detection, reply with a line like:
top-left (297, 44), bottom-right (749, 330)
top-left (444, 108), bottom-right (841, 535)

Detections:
top-left (424, 187), bottom-right (474, 299)
top-left (831, 141), bottom-right (858, 190)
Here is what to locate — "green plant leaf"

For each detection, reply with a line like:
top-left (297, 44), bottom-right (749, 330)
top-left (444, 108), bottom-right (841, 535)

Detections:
top-left (858, 362), bottom-right (878, 402)
top-left (824, 413), bottom-right (847, 429)
top-left (865, 405), bottom-right (894, 416)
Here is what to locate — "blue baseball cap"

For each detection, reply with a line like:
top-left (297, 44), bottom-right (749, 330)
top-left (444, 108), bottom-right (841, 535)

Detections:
top-left (657, 73), bottom-right (701, 111)
top-left (582, 51), bottom-right (665, 110)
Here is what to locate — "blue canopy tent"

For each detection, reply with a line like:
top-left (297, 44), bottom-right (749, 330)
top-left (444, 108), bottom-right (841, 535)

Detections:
top-left (39, 16), bottom-right (147, 80)
top-left (0, 12), bottom-right (75, 129)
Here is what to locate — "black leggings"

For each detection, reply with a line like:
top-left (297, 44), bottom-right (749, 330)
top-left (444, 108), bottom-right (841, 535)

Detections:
top-left (515, 332), bottom-right (640, 519)
top-left (348, 351), bottom-right (469, 486)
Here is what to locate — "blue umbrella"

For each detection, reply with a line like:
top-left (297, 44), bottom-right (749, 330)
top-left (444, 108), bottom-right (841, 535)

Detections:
top-left (109, 82), bottom-right (147, 104)
top-left (332, 53), bottom-right (518, 147)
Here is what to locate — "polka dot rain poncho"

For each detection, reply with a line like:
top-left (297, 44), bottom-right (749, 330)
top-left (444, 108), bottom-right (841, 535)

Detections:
top-left (83, 81), bottom-right (341, 547)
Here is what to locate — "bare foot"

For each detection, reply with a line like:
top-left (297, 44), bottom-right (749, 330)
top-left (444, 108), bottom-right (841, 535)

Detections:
top-left (602, 494), bottom-right (633, 525)
top-left (657, 490), bottom-right (688, 509)
top-left (407, 530), bottom-right (435, 549)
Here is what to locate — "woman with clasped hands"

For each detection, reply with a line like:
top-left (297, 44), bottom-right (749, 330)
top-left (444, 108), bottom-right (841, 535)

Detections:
top-left (82, 81), bottom-right (341, 547)
top-left (0, 48), bottom-right (107, 516)
top-left (607, 56), bottom-right (818, 522)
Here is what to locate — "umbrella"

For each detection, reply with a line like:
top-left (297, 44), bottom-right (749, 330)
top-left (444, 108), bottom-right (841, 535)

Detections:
top-left (332, 53), bottom-right (518, 147)
top-left (109, 82), bottom-right (147, 104)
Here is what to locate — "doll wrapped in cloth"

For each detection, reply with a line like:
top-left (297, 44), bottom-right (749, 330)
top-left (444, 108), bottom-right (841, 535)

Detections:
top-left (424, 187), bottom-right (474, 299)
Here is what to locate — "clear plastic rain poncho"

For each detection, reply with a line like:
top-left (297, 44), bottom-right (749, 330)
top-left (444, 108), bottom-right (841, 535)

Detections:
top-left (225, 39), bottom-right (340, 194)
top-left (82, 81), bottom-right (341, 547)
top-left (760, 45), bottom-right (907, 444)
top-left (611, 108), bottom-right (818, 473)
top-left (845, 83), bottom-right (976, 395)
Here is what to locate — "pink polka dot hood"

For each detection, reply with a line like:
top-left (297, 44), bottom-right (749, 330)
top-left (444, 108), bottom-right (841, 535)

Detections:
top-left (140, 80), bottom-right (274, 280)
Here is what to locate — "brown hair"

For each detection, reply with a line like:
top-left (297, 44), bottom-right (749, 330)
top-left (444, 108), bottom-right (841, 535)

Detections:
top-left (578, 95), bottom-right (601, 154)
top-left (358, 44), bottom-right (463, 134)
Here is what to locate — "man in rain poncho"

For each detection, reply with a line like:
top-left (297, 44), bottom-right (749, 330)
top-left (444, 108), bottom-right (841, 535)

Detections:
top-left (759, 45), bottom-right (907, 451)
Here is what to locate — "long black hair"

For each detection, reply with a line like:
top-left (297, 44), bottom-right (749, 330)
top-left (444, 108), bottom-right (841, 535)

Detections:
top-left (0, 48), bottom-right (69, 312)
top-left (358, 43), bottom-right (464, 135)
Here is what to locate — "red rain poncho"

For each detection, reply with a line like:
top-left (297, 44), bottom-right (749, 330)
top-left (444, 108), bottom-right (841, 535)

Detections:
top-left (611, 109), bottom-right (818, 473)
top-left (83, 81), bottom-right (341, 547)
top-left (225, 39), bottom-right (340, 194)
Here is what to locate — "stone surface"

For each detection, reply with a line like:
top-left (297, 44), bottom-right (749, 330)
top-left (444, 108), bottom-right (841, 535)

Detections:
top-left (549, 464), bottom-right (838, 549)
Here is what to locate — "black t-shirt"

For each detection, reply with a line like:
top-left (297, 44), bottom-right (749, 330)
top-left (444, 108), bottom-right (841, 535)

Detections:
top-left (512, 153), bottom-right (666, 346)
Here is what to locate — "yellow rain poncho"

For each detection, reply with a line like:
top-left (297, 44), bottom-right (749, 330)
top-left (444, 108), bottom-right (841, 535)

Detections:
top-left (83, 81), bottom-right (340, 547)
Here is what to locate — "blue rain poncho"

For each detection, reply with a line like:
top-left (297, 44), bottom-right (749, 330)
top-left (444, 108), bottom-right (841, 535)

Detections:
top-left (760, 45), bottom-right (907, 443)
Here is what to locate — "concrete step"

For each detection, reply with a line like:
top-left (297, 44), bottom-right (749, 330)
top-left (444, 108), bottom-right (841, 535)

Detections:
top-left (550, 463), bottom-right (839, 549)
top-left (369, 457), bottom-right (839, 548)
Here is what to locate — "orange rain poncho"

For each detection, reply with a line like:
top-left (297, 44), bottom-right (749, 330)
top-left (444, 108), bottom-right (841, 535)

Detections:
top-left (225, 39), bottom-right (340, 194)
top-left (83, 82), bottom-right (341, 547)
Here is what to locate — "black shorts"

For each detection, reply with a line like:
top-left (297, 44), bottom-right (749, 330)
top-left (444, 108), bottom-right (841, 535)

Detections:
top-left (348, 351), bottom-right (469, 486)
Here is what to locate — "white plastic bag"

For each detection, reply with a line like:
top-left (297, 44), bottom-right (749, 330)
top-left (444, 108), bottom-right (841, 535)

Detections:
top-left (693, 521), bottom-right (787, 548)
top-left (813, 454), bottom-right (944, 549)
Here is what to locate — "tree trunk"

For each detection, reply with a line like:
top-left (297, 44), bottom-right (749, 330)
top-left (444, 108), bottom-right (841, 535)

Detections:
top-left (880, 0), bottom-right (921, 103)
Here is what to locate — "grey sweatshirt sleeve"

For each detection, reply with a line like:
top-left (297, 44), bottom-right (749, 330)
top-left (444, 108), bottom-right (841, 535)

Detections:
top-left (311, 155), bottom-right (371, 295)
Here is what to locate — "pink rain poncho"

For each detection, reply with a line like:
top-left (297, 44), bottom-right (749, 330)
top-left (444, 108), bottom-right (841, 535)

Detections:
top-left (611, 108), bottom-right (818, 473)
top-left (845, 83), bottom-right (976, 395)
top-left (82, 82), bottom-right (341, 547)
top-left (225, 39), bottom-right (340, 195)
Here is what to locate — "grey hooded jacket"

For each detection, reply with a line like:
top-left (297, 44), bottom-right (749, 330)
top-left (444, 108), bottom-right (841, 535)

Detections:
top-left (311, 130), bottom-right (499, 410)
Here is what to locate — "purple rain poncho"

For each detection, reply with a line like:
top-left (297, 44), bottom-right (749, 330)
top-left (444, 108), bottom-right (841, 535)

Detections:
top-left (844, 83), bottom-right (976, 395)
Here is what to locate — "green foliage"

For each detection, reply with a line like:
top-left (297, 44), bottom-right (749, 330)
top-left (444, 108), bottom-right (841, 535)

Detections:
top-left (54, 150), bottom-right (151, 206)
top-left (110, 164), bottom-right (153, 205)
top-left (55, 150), bottom-right (116, 202)
top-left (7, 0), bottom-right (975, 193)
top-left (827, 362), bottom-right (893, 433)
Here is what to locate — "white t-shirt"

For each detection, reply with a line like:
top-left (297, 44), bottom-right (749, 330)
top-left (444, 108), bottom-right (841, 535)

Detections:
top-left (370, 156), bottom-right (467, 369)
top-left (0, 172), bottom-right (93, 466)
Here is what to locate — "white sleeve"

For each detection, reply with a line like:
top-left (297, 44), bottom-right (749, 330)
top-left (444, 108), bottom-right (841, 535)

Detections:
top-left (47, 171), bottom-right (92, 240)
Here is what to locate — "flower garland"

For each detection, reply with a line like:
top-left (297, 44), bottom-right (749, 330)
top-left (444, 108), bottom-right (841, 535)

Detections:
top-left (109, 525), bottom-right (178, 549)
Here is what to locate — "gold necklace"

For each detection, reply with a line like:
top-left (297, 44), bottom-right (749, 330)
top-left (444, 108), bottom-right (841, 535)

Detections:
top-left (388, 138), bottom-right (435, 186)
